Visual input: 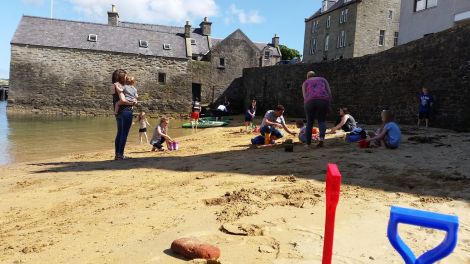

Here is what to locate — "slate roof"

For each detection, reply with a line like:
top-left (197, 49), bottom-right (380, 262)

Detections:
top-left (306, 0), bottom-right (359, 21)
top-left (12, 16), bottom-right (279, 59)
top-left (12, 16), bottom-right (188, 59)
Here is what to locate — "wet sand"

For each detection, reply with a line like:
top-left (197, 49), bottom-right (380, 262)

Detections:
top-left (1, 124), bottom-right (469, 263)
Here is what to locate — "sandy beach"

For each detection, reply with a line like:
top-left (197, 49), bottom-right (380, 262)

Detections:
top-left (1, 122), bottom-right (469, 264)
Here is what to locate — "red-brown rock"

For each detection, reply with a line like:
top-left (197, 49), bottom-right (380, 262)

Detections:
top-left (171, 237), bottom-right (221, 260)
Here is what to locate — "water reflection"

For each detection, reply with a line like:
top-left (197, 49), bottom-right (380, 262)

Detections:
top-left (0, 103), bottom-right (192, 166)
top-left (0, 102), bottom-right (11, 165)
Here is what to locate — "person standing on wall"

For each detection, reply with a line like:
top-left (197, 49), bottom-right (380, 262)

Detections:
top-left (111, 69), bottom-right (137, 160)
top-left (302, 71), bottom-right (332, 148)
top-left (417, 87), bottom-right (434, 128)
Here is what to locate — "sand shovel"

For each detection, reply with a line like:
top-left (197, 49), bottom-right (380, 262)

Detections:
top-left (387, 206), bottom-right (459, 264)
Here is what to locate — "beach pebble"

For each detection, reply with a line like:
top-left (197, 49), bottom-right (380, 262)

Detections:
top-left (171, 237), bottom-right (220, 260)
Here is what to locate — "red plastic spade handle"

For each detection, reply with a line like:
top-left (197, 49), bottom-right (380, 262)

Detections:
top-left (322, 164), bottom-right (342, 264)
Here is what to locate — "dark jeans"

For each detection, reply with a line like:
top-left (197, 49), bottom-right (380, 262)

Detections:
top-left (115, 109), bottom-right (133, 157)
top-left (260, 125), bottom-right (284, 139)
top-left (153, 137), bottom-right (166, 150)
top-left (304, 99), bottom-right (329, 145)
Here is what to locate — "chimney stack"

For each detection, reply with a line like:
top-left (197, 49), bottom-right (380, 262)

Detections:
top-left (108, 4), bottom-right (119, 26)
top-left (272, 34), bottom-right (280, 48)
top-left (200, 17), bottom-right (212, 36)
top-left (184, 21), bottom-right (192, 38)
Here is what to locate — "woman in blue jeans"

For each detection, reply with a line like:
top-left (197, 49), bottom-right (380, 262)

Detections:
top-left (111, 69), bottom-right (135, 160)
top-left (302, 71), bottom-right (332, 147)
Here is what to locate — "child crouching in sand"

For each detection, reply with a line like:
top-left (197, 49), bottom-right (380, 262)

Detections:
top-left (151, 117), bottom-right (174, 151)
top-left (296, 120), bottom-right (307, 143)
top-left (367, 110), bottom-right (401, 149)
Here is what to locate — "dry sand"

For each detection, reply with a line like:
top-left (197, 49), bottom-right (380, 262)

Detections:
top-left (1, 122), bottom-right (469, 264)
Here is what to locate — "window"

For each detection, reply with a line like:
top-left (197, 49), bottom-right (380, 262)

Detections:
top-left (388, 10), bottom-right (393, 19)
top-left (310, 38), bottom-right (317, 55)
top-left (163, 44), bottom-right (171, 50)
top-left (191, 39), bottom-right (197, 45)
top-left (219, 58), bottom-right (225, 67)
top-left (139, 40), bottom-right (149, 48)
top-left (340, 9), bottom-right (349, 23)
top-left (264, 51), bottom-right (270, 60)
top-left (379, 30), bottom-right (386, 46)
top-left (337, 31), bottom-right (346, 48)
top-left (87, 34), bottom-right (98, 42)
top-left (324, 35), bottom-right (329, 51)
top-left (158, 72), bottom-right (166, 84)
top-left (312, 20), bottom-right (319, 33)
top-left (394, 32), bottom-right (399, 47)
top-left (414, 0), bottom-right (438, 12)
top-left (326, 16), bottom-right (331, 28)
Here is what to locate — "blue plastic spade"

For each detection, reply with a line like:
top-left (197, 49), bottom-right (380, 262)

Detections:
top-left (387, 206), bottom-right (459, 264)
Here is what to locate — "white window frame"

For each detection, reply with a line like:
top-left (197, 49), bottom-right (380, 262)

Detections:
top-left (139, 40), bottom-right (149, 48)
top-left (326, 16), bottom-right (331, 28)
top-left (393, 32), bottom-right (399, 47)
top-left (325, 35), bottom-right (329, 51)
top-left (310, 38), bottom-right (317, 55)
top-left (264, 51), bottom-right (270, 60)
top-left (191, 39), bottom-right (197, 45)
top-left (340, 11), bottom-right (344, 24)
top-left (344, 9), bottom-right (349, 22)
top-left (415, 0), bottom-right (438, 12)
top-left (87, 34), bottom-right (98, 42)
top-left (379, 30), bottom-right (386, 46)
top-left (163, 44), bottom-right (171, 50)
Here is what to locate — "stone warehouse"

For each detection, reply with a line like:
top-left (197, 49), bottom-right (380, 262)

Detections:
top-left (9, 5), bottom-right (281, 114)
top-left (304, 0), bottom-right (401, 63)
top-left (244, 24), bottom-right (470, 131)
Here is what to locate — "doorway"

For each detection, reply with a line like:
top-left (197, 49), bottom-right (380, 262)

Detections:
top-left (192, 83), bottom-right (201, 102)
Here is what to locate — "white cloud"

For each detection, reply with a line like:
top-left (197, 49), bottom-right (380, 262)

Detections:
top-left (22, 0), bottom-right (45, 5)
top-left (229, 4), bottom-right (264, 24)
top-left (69, 0), bottom-right (218, 24)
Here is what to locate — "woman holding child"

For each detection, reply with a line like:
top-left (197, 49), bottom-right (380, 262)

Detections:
top-left (111, 69), bottom-right (137, 160)
top-left (302, 71), bottom-right (332, 147)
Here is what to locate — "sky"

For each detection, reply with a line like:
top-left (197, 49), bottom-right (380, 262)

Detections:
top-left (0, 0), bottom-right (322, 79)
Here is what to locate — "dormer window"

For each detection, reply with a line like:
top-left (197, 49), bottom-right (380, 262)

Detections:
top-left (87, 34), bottom-right (98, 42)
top-left (191, 39), bottom-right (197, 45)
top-left (264, 51), bottom-right (270, 60)
top-left (139, 40), bottom-right (149, 48)
top-left (163, 44), bottom-right (171, 50)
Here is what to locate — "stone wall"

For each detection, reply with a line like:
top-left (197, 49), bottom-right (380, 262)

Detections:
top-left (9, 45), bottom-right (191, 115)
top-left (243, 24), bottom-right (470, 131)
top-left (354, 0), bottom-right (401, 57)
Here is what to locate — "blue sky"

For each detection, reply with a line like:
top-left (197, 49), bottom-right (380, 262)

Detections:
top-left (0, 0), bottom-right (322, 79)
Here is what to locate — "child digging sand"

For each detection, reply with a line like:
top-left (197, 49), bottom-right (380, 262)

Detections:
top-left (367, 110), bottom-right (401, 149)
top-left (150, 117), bottom-right (174, 151)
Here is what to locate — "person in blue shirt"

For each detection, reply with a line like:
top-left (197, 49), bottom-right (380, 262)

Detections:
top-left (417, 87), bottom-right (434, 128)
top-left (367, 110), bottom-right (401, 149)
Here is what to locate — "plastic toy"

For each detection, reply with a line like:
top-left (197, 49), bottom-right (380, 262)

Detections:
top-left (322, 164), bottom-right (342, 264)
top-left (387, 206), bottom-right (459, 264)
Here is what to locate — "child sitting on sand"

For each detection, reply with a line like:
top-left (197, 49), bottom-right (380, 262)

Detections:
top-left (151, 117), bottom-right (174, 151)
top-left (296, 120), bottom-right (307, 143)
top-left (115, 76), bottom-right (138, 115)
top-left (367, 110), bottom-right (401, 149)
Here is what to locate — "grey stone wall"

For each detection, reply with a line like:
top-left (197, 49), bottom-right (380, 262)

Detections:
top-left (354, 0), bottom-right (401, 57)
top-left (304, 0), bottom-right (401, 63)
top-left (9, 45), bottom-right (191, 115)
top-left (209, 34), bottom-right (260, 108)
top-left (244, 24), bottom-right (470, 131)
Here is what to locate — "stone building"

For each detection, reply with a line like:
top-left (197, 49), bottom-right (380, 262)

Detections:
top-left (398, 0), bottom-right (470, 45)
top-left (303, 0), bottom-right (401, 63)
top-left (9, 5), bottom-right (281, 114)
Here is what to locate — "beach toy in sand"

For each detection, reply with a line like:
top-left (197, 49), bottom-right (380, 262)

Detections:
top-left (322, 164), bottom-right (342, 264)
top-left (312, 128), bottom-right (318, 134)
top-left (168, 141), bottom-right (179, 151)
top-left (284, 139), bottom-right (294, 152)
top-left (387, 206), bottom-right (459, 264)
top-left (264, 132), bottom-right (271, 145)
top-left (171, 237), bottom-right (221, 260)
